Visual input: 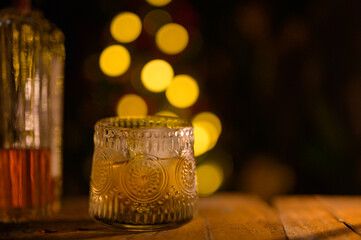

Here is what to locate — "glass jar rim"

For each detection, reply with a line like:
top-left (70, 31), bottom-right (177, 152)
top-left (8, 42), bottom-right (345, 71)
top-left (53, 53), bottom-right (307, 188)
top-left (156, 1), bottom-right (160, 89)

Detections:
top-left (95, 115), bottom-right (193, 131)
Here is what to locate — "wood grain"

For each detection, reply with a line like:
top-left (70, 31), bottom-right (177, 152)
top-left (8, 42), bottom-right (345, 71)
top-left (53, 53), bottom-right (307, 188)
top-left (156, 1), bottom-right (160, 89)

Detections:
top-left (198, 193), bottom-right (286, 240)
top-left (0, 194), bottom-right (286, 240)
top-left (316, 196), bottom-right (361, 237)
top-left (274, 195), bottom-right (361, 240)
top-left (5, 194), bottom-right (361, 240)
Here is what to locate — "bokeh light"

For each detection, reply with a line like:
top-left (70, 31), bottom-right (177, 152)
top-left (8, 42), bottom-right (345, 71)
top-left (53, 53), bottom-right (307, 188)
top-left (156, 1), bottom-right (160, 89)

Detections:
top-left (143, 10), bottom-right (172, 36)
top-left (192, 112), bottom-right (222, 153)
top-left (141, 59), bottom-right (174, 92)
top-left (193, 112), bottom-right (222, 136)
top-left (165, 74), bottom-right (199, 108)
top-left (197, 163), bottom-right (224, 196)
top-left (116, 94), bottom-right (148, 117)
top-left (240, 154), bottom-right (295, 200)
top-left (146, 0), bottom-right (172, 7)
top-left (155, 23), bottom-right (189, 55)
top-left (99, 45), bottom-right (131, 77)
top-left (155, 110), bottom-right (178, 117)
top-left (199, 121), bottom-right (218, 151)
top-left (110, 12), bottom-right (142, 43)
top-left (206, 149), bottom-right (234, 182)
top-left (193, 122), bottom-right (210, 156)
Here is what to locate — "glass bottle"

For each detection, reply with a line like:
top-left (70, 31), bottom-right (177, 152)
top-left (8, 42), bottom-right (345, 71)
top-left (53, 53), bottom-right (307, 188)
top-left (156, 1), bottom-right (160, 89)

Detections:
top-left (0, 0), bottom-right (65, 222)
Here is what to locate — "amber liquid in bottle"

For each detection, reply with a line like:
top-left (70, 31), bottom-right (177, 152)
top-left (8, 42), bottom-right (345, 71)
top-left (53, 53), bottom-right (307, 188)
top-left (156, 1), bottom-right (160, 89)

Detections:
top-left (0, 149), bottom-right (59, 221)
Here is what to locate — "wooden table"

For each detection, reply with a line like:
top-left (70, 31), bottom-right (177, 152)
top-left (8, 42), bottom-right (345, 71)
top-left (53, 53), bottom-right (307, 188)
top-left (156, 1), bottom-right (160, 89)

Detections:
top-left (2, 193), bottom-right (361, 239)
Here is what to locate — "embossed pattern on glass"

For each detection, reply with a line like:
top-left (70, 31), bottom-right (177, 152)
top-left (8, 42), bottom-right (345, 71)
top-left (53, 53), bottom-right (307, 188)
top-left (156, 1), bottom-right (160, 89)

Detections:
top-left (89, 116), bottom-right (198, 231)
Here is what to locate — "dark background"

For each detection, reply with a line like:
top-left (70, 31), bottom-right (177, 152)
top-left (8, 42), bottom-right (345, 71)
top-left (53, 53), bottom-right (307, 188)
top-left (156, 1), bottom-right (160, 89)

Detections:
top-left (1, 0), bottom-right (361, 199)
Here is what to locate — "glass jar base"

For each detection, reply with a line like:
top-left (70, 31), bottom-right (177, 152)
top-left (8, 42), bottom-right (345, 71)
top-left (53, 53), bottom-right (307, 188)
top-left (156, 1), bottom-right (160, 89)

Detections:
top-left (92, 216), bottom-right (194, 231)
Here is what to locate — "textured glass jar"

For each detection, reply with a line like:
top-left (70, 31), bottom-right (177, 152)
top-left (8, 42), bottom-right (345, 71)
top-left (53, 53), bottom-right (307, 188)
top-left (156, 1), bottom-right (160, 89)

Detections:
top-left (89, 116), bottom-right (198, 231)
top-left (0, 5), bottom-right (65, 222)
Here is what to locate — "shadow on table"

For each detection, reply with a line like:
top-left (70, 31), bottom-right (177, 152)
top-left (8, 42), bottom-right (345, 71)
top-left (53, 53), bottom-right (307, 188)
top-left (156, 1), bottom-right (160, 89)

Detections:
top-left (0, 219), bottom-right (146, 240)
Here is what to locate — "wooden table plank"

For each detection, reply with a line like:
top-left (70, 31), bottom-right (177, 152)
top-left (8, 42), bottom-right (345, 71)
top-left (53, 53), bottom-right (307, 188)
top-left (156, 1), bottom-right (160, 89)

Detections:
top-left (198, 193), bottom-right (286, 240)
top-left (0, 194), bottom-right (287, 240)
top-left (274, 195), bottom-right (361, 240)
top-left (10, 194), bottom-right (361, 240)
top-left (0, 197), bottom-right (126, 240)
top-left (316, 196), bottom-right (361, 237)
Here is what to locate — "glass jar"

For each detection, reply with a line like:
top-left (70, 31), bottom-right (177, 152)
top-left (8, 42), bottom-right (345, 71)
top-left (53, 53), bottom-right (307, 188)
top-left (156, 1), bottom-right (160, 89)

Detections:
top-left (0, 4), bottom-right (65, 222)
top-left (89, 116), bottom-right (198, 231)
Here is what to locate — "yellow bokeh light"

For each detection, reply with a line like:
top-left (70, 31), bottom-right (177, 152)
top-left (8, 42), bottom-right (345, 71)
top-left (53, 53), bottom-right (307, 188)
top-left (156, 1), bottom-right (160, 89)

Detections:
top-left (141, 59), bottom-right (174, 92)
top-left (197, 163), bottom-right (224, 196)
top-left (99, 45), bottom-right (131, 77)
top-left (146, 0), bottom-right (172, 7)
top-left (156, 23), bottom-right (189, 55)
top-left (165, 74), bottom-right (199, 108)
top-left (116, 94), bottom-right (148, 117)
top-left (193, 123), bottom-right (210, 156)
top-left (155, 110), bottom-right (178, 117)
top-left (193, 112), bottom-right (222, 136)
top-left (192, 112), bottom-right (222, 153)
top-left (110, 12), bottom-right (142, 43)
top-left (195, 120), bottom-right (218, 153)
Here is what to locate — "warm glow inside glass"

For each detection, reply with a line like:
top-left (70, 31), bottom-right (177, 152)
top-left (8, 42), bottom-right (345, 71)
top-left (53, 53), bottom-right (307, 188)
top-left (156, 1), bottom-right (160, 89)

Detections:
top-left (89, 116), bottom-right (198, 231)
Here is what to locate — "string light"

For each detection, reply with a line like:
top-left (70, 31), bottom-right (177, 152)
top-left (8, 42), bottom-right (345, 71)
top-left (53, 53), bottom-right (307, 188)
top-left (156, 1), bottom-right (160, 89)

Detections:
top-left (193, 112), bottom-right (222, 136)
top-left (165, 74), bottom-right (199, 108)
top-left (193, 122), bottom-right (210, 156)
top-left (116, 94), bottom-right (148, 116)
top-left (99, 45), bottom-right (131, 77)
top-left (197, 163), bottom-right (224, 196)
top-left (192, 112), bottom-right (222, 155)
top-left (146, 0), bottom-right (172, 7)
top-left (155, 23), bottom-right (189, 55)
top-left (110, 12), bottom-right (142, 43)
top-left (141, 59), bottom-right (174, 92)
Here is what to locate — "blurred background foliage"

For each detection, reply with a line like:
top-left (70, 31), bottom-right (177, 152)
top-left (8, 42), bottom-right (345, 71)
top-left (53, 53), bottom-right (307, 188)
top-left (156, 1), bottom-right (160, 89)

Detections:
top-left (1, 0), bottom-right (361, 200)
